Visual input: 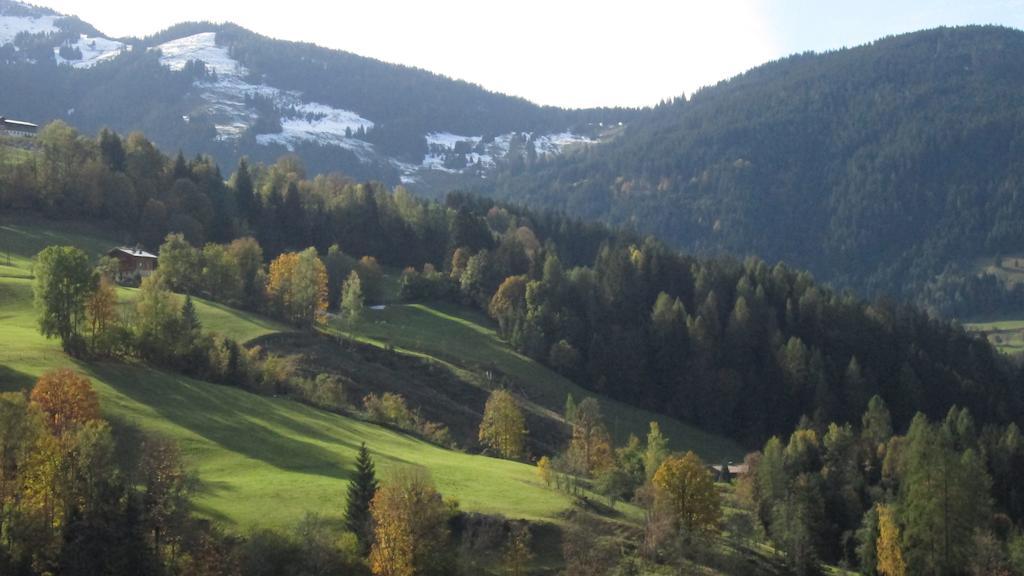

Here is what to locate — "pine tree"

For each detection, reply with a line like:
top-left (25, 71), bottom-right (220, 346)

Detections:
top-left (345, 442), bottom-right (378, 553)
top-left (181, 295), bottom-right (201, 334)
top-left (862, 395), bottom-right (893, 450)
top-left (172, 150), bottom-right (189, 181)
top-left (564, 393), bottom-right (577, 424)
top-left (233, 157), bottom-right (256, 224)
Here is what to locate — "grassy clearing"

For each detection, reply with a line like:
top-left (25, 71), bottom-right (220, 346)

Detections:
top-left (0, 216), bottom-right (118, 278)
top-left (974, 254), bottom-right (1024, 289)
top-left (331, 301), bottom-right (744, 462)
top-left (964, 318), bottom-right (1024, 354)
top-left (114, 286), bottom-right (289, 344)
top-left (0, 217), bottom-right (287, 344)
top-left (0, 275), bottom-right (587, 531)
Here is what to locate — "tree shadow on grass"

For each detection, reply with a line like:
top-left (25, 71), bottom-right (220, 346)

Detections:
top-left (0, 363), bottom-right (35, 392)
top-left (89, 362), bottom-right (360, 481)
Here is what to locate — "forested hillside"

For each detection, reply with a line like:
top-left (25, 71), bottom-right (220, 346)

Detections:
top-left (7, 120), bottom-right (1024, 574)
top-left (3, 121), bottom-right (1021, 448)
top-left (487, 26), bottom-right (1024, 318)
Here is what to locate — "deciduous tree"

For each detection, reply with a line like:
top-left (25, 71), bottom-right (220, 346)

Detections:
top-left (369, 469), bottom-right (454, 576)
top-left (340, 270), bottom-right (364, 324)
top-left (478, 389), bottom-right (526, 459)
top-left (652, 451), bottom-right (721, 538)
top-left (30, 369), bottom-right (101, 436)
top-left (567, 398), bottom-right (614, 475)
top-left (266, 248), bottom-right (328, 328)
top-left (33, 245), bottom-right (96, 352)
top-left (85, 274), bottom-right (118, 354)
top-left (876, 504), bottom-right (906, 576)
top-left (158, 233), bottom-right (200, 293)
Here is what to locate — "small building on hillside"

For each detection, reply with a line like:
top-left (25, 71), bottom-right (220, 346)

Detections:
top-left (107, 246), bottom-right (158, 284)
top-left (709, 463), bottom-right (749, 482)
top-left (0, 117), bottom-right (39, 138)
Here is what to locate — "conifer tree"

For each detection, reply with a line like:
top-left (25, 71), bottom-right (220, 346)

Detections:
top-left (181, 295), bottom-right (201, 335)
top-left (345, 442), bottom-right (379, 553)
top-left (564, 393), bottom-right (577, 424)
top-left (862, 395), bottom-right (893, 449)
top-left (233, 157), bottom-right (256, 224)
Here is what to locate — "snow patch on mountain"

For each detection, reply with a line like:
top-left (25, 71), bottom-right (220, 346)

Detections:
top-left (54, 35), bottom-right (129, 68)
top-left (531, 131), bottom-right (596, 156)
top-left (420, 130), bottom-right (592, 173)
top-left (156, 32), bottom-right (376, 154)
top-left (257, 102), bottom-right (374, 152)
top-left (0, 13), bottom-right (58, 45)
top-left (426, 132), bottom-right (481, 149)
top-left (423, 133), bottom-right (486, 171)
top-left (157, 32), bottom-right (244, 77)
top-left (152, 32), bottom-right (592, 176)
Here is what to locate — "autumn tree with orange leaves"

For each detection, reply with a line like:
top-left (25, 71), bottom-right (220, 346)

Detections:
top-left (30, 369), bottom-right (101, 436)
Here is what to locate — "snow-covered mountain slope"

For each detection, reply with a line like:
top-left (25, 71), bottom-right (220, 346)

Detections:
top-left (156, 32), bottom-right (376, 152)
top-left (420, 131), bottom-right (595, 172)
top-left (54, 35), bottom-right (129, 68)
top-left (2, 1), bottom-right (126, 69)
top-left (0, 0), bottom-right (625, 190)
top-left (151, 31), bottom-right (596, 176)
top-left (0, 12), bottom-right (56, 45)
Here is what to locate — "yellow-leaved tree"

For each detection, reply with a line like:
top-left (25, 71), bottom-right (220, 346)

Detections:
top-left (369, 468), bottom-right (454, 576)
top-left (876, 504), bottom-right (906, 576)
top-left (266, 247), bottom-right (327, 328)
top-left (567, 398), bottom-right (614, 475)
top-left (652, 451), bottom-right (721, 538)
top-left (85, 274), bottom-right (118, 353)
top-left (478, 389), bottom-right (527, 459)
top-left (536, 456), bottom-right (553, 487)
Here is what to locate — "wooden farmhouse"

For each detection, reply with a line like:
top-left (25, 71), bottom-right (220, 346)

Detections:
top-left (107, 246), bottom-right (158, 284)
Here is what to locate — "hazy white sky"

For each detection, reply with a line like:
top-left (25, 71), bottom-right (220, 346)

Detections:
top-left (30, 0), bottom-right (1024, 108)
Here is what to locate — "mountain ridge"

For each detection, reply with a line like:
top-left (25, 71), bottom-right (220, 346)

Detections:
top-left (484, 25), bottom-right (1024, 316)
top-left (0, 0), bottom-right (634, 187)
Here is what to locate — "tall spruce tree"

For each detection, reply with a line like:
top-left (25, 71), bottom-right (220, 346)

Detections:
top-left (181, 295), bottom-right (201, 334)
top-left (345, 443), bottom-right (379, 552)
top-left (233, 158), bottom-right (256, 225)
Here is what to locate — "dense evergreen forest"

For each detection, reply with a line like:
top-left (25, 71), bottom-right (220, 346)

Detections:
top-left (2, 122), bottom-right (1021, 449)
top-left (485, 26), bottom-right (1024, 318)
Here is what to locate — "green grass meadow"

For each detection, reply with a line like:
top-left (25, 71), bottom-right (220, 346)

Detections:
top-left (965, 318), bottom-right (1024, 354)
top-left (0, 222), bottom-right (599, 534)
top-left (0, 218), bottom-right (735, 538)
top-left (0, 275), bottom-right (581, 530)
top-left (333, 302), bottom-right (744, 462)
